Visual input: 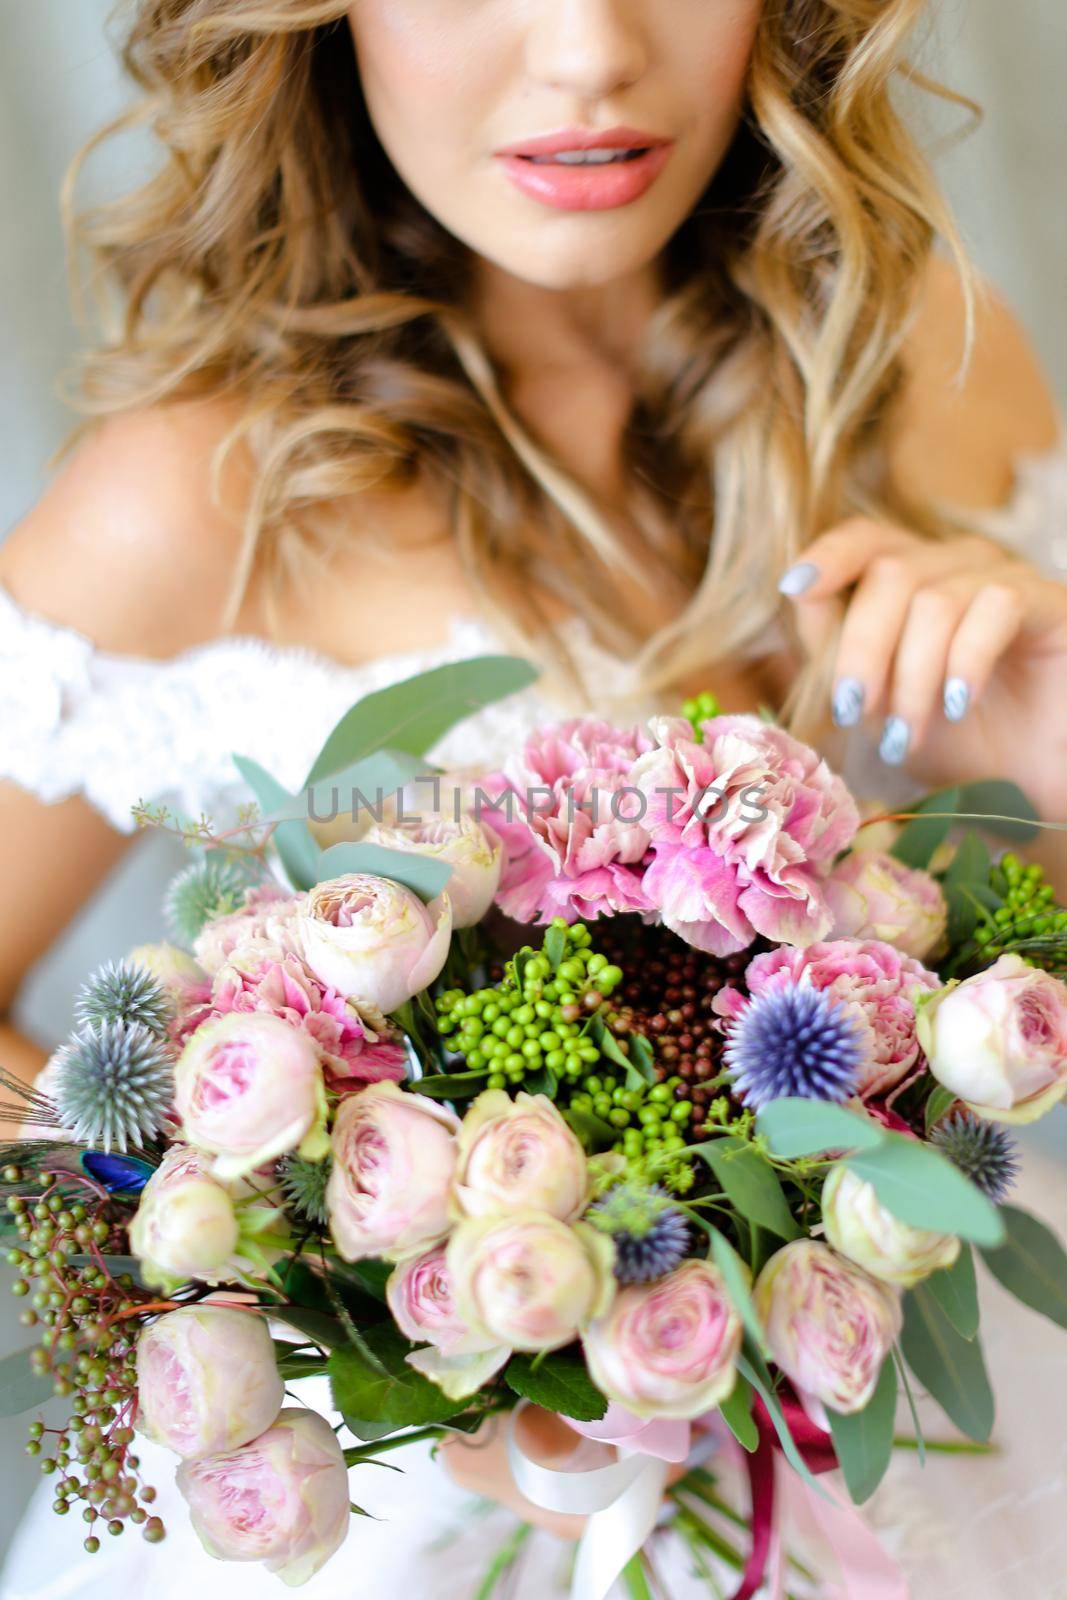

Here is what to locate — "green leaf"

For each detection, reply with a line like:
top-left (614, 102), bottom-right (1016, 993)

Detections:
top-left (0, 1346), bottom-right (55, 1417)
top-left (263, 750), bottom-right (430, 826)
top-left (544, 923), bottom-right (567, 974)
top-left (845, 1134), bottom-right (1004, 1247)
top-left (270, 1306), bottom-right (348, 1351)
top-left (925, 1245), bottom-right (979, 1340)
top-left (693, 1221), bottom-right (766, 1359)
top-left (956, 779), bottom-right (1039, 842)
top-left (718, 1371), bottom-right (758, 1453)
top-left (416, 1070), bottom-right (490, 1100)
top-left (827, 1357), bottom-right (897, 1504)
top-left (901, 1281), bottom-right (994, 1442)
top-left (689, 1137), bottom-right (800, 1240)
top-left (585, 1013), bottom-right (649, 1092)
top-left (621, 1556), bottom-right (655, 1600)
top-left (627, 1033), bottom-right (657, 1084)
top-left (891, 787), bottom-right (961, 869)
top-left (316, 841), bottom-right (453, 901)
top-left (755, 1098), bottom-right (885, 1159)
top-left (562, 1105), bottom-right (617, 1149)
top-left (306, 657), bottom-right (540, 784)
top-left (943, 834), bottom-right (992, 946)
top-left (736, 1350), bottom-right (828, 1500)
top-left (980, 1205), bottom-right (1067, 1331)
top-left (232, 754), bottom-right (321, 890)
top-left (329, 1327), bottom-right (468, 1429)
top-left (274, 1349), bottom-right (330, 1381)
top-left (924, 1084), bottom-right (957, 1136)
top-left (505, 1350), bottom-right (608, 1422)
top-left (891, 1344), bottom-right (925, 1464)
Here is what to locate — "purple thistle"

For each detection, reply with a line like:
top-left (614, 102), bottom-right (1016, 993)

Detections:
top-left (724, 984), bottom-right (865, 1109)
top-left (587, 1183), bottom-right (691, 1284)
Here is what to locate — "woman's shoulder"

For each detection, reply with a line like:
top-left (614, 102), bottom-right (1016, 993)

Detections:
top-left (888, 254), bottom-right (1060, 510)
top-left (0, 397), bottom-right (257, 658)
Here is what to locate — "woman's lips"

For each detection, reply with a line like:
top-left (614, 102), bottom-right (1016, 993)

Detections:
top-left (496, 144), bottom-right (674, 212)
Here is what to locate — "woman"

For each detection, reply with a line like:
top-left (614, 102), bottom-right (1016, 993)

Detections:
top-left (2, 1), bottom-right (1066, 1594)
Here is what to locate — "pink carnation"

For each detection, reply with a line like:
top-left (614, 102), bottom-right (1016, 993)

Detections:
top-left (632, 715), bottom-right (860, 954)
top-left (209, 949), bottom-right (407, 1092)
top-left (480, 717), bottom-right (655, 924)
top-left (715, 938), bottom-right (940, 1098)
top-left (193, 883), bottom-right (306, 975)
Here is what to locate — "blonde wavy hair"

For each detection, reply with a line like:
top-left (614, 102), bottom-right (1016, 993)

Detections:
top-left (66, 0), bottom-right (975, 731)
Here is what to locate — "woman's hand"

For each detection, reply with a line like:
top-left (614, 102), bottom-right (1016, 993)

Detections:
top-left (779, 521), bottom-right (1067, 819)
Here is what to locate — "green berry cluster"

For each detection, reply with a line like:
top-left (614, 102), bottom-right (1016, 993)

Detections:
top-left (977, 852), bottom-right (1067, 963)
top-left (4, 1167), bottom-right (164, 1549)
top-left (680, 691), bottom-right (722, 741)
top-left (435, 919), bottom-right (625, 1091)
top-left (568, 1076), bottom-right (695, 1189)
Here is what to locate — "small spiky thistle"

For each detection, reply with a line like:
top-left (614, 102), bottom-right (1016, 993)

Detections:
top-left (279, 1154), bottom-right (333, 1225)
top-left (587, 1182), bottom-right (691, 1284)
top-left (724, 985), bottom-right (865, 1109)
top-left (74, 958), bottom-right (171, 1037)
top-left (52, 1021), bottom-right (174, 1153)
top-left (164, 853), bottom-right (262, 945)
top-left (931, 1111), bottom-right (1020, 1202)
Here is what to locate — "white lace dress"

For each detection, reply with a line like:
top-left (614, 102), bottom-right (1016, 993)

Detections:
top-left (2, 443), bottom-right (1067, 1599)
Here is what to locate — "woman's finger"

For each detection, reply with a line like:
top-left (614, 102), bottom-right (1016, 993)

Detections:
top-left (828, 553), bottom-right (919, 728)
top-left (778, 519), bottom-right (907, 602)
top-left (945, 582), bottom-right (1028, 712)
top-left (880, 582), bottom-right (971, 764)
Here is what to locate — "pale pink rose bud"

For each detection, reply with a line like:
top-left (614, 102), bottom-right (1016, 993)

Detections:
top-left (128, 942), bottom-right (211, 1008)
top-left (448, 1212), bottom-right (616, 1353)
top-left (385, 1243), bottom-right (509, 1400)
top-left (917, 953), bottom-right (1067, 1123)
top-left (136, 1305), bottom-right (283, 1458)
top-left (176, 1407), bottom-right (349, 1585)
top-left (192, 884), bottom-right (306, 975)
top-left (453, 1090), bottom-right (589, 1221)
top-left (327, 1082), bottom-right (459, 1262)
top-left (755, 1240), bottom-right (902, 1414)
top-left (175, 1011), bottom-right (328, 1180)
top-left (583, 1259), bottom-right (743, 1420)
top-left (360, 814), bottom-right (503, 928)
top-left (128, 1145), bottom-right (239, 1289)
top-left (298, 874), bottom-right (452, 1014)
top-left (822, 1165), bottom-right (960, 1288)
top-left (825, 851), bottom-right (948, 961)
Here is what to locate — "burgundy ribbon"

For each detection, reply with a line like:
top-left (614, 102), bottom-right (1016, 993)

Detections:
top-left (729, 1393), bottom-right (837, 1600)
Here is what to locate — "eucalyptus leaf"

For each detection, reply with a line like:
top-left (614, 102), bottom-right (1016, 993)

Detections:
top-left (718, 1371), bottom-right (758, 1453)
top-left (696, 1222), bottom-right (766, 1358)
top-left (316, 841), bottom-right (453, 901)
top-left (562, 1106), bottom-right (617, 1149)
top-left (925, 1245), bottom-right (979, 1341)
top-left (305, 656), bottom-right (540, 785)
top-left (0, 1346), bottom-right (55, 1418)
top-left (755, 1098), bottom-right (885, 1159)
top-left (505, 1350), bottom-right (608, 1422)
top-left (736, 1350), bottom-right (828, 1499)
top-left (890, 787), bottom-right (961, 869)
top-left (980, 1204), bottom-right (1067, 1331)
top-left (232, 754), bottom-right (322, 889)
top-left (689, 1137), bottom-right (800, 1240)
top-left (845, 1135), bottom-right (1004, 1247)
top-left (544, 923), bottom-right (567, 973)
top-left (900, 1282), bottom-right (994, 1442)
top-left (827, 1356), bottom-right (897, 1504)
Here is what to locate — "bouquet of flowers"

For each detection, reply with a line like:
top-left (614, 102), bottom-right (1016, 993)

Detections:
top-left (4, 658), bottom-right (1066, 1598)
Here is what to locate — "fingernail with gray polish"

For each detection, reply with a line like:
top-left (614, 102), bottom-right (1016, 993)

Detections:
top-left (943, 677), bottom-right (970, 722)
top-left (832, 677), bottom-right (865, 729)
top-left (879, 716), bottom-right (911, 766)
top-left (778, 561), bottom-right (819, 597)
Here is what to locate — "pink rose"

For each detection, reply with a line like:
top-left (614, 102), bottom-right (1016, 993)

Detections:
top-left (386, 1243), bottom-right (509, 1400)
top-left (448, 1212), bottom-right (616, 1352)
top-left (298, 874), bottom-right (452, 1014)
top-left (210, 948), bottom-right (407, 1092)
top-left (193, 884), bottom-right (305, 975)
top-left (482, 718), bottom-right (655, 924)
top-left (175, 1011), bottom-right (328, 1180)
top-left (631, 714), bottom-right (860, 954)
top-left (716, 938), bottom-right (940, 1097)
top-left (327, 1082), bottom-right (459, 1261)
top-left (453, 1090), bottom-right (589, 1221)
top-left (176, 1408), bottom-right (349, 1585)
top-left (825, 851), bottom-right (947, 960)
top-left (359, 814), bottom-right (503, 928)
top-left (582, 1259), bottom-right (743, 1420)
top-left (128, 1145), bottom-right (239, 1290)
top-left (136, 1306), bottom-right (283, 1458)
top-left (754, 1240), bottom-right (902, 1414)
top-left (917, 953), bottom-right (1067, 1123)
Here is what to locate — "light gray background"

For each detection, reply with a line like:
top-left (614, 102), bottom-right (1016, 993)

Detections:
top-left (1, 0), bottom-right (1065, 1563)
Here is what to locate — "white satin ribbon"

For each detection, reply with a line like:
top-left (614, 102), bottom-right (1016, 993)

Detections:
top-left (506, 1401), bottom-right (670, 1600)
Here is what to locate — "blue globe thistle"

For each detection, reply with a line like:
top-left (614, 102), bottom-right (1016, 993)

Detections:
top-left (164, 854), bottom-right (262, 946)
top-left (75, 959), bottom-right (171, 1037)
top-left (724, 984), bottom-right (865, 1109)
top-left (279, 1154), bottom-right (333, 1226)
top-left (53, 1021), bottom-right (174, 1153)
top-left (930, 1111), bottom-right (1020, 1202)
top-left (587, 1182), bottom-right (691, 1284)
